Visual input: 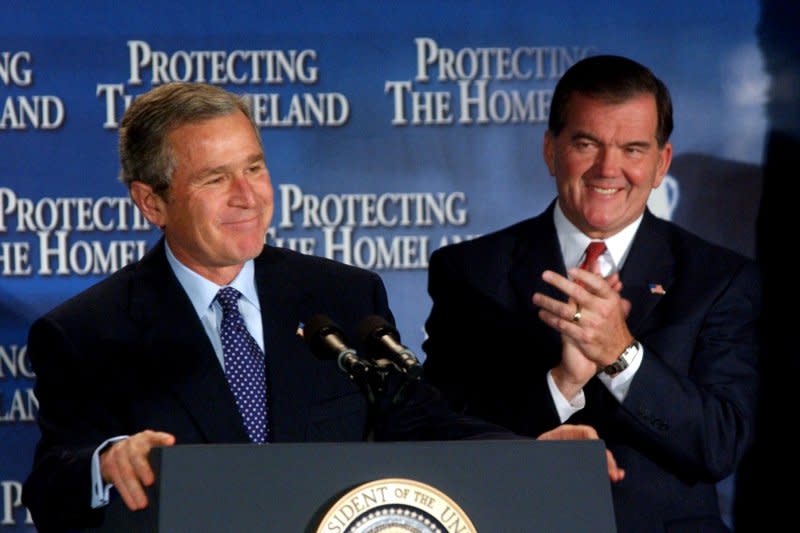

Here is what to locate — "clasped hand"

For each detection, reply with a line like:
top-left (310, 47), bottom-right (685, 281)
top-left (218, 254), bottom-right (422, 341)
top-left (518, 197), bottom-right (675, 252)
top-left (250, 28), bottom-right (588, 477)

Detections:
top-left (532, 268), bottom-right (633, 391)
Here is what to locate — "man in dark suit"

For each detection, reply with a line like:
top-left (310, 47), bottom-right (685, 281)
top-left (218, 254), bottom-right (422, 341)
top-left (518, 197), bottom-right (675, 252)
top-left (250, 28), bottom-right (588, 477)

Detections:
top-left (422, 55), bottom-right (761, 533)
top-left (22, 82), bottom-right (543, 533)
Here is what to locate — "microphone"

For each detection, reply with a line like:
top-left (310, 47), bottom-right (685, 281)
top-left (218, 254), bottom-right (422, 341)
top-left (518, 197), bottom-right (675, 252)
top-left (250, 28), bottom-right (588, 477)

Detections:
top-left (357, 315), bottom-right (424, 380)
top-left (302, 314), bottom-right (373, 380)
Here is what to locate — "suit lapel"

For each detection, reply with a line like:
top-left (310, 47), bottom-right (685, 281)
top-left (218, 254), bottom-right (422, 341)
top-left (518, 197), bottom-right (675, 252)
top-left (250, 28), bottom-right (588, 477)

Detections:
top-left (128, 240), bottom-right (248, 443)
top-left (509, 203), bottom-right (569, 313)
top-left (620, 211), bottom-right (675, 335)
top-left (253, 247), bottom-right (316, 440)
top-left (254, 248), bottom-right (304, 392)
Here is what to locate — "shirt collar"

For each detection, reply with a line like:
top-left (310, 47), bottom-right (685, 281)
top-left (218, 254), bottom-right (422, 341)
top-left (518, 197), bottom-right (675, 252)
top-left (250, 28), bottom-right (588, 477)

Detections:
top-left (553, 202), bottom-right (643, 271)
top-left (164, 240), bottom-right (260, 318)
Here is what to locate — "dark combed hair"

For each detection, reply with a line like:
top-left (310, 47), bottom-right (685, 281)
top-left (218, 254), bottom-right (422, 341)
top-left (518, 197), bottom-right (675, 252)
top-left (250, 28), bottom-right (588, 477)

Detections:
top-left (548, 54), bottom-right (673, 147)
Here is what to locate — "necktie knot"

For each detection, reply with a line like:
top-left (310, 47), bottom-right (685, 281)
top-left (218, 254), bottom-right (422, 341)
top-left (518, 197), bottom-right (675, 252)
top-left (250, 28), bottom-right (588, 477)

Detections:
top-left (216, 286), bottom-right (242, 314)
top-left (580, 241), bottom-right (607, 271)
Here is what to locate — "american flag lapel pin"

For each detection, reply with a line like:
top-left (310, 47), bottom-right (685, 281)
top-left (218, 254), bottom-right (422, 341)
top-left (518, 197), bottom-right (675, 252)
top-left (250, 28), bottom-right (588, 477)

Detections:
top-left (649, 283), bottom-right (666, 295)
top-left (296, 321), bottom-right (305, 338)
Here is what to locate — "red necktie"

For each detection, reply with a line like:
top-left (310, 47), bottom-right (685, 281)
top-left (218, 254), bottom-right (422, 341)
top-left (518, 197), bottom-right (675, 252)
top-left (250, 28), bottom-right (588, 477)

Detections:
top-left (577, 242), bottom-right (607, 288)
top-left (580, 241), bottom-right (607, 273)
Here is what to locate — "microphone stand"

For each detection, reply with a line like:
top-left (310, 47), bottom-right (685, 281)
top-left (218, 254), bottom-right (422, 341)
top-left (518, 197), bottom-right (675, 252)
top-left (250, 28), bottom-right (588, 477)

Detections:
top-left (345, 357), bottom-right (421, 441)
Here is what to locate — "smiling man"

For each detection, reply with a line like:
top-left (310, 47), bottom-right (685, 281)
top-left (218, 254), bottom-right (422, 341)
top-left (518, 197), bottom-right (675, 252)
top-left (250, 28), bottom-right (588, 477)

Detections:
top-left (422, 55), bottom-right (761, 533)
top-left (22, 82), bottom-right (541, 533)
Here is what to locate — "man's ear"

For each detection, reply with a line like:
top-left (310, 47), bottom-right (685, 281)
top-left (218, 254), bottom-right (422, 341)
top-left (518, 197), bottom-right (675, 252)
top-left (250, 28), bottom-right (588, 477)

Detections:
top-left (543, 131), bottom-right (556, 176)
top-left (653, 142), bottom-right (673, 189)
top-left (130, 181), bottom-right (168, 229)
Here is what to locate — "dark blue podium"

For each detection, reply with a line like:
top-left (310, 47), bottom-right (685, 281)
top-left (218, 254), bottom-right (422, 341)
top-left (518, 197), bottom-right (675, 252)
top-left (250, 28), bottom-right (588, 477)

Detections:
top-left (89, 439), bottom-right (617, 532)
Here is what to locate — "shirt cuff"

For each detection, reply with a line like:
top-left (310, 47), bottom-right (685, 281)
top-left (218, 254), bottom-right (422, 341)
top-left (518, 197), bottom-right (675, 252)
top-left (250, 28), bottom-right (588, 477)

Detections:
top-left (91, 435), bottom-right (129, 508)
top-left (547, 370), bottom-right (585, 423)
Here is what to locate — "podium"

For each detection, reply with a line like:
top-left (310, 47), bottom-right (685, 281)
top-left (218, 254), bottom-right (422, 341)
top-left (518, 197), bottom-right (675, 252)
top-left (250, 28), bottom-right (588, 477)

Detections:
top-left (90, 440), bottom-right (617, 532)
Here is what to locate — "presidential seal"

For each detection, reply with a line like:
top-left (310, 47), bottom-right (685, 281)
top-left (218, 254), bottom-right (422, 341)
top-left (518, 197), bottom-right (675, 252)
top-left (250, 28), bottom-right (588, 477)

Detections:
top-left (315, 478), bottom-right (477, 533)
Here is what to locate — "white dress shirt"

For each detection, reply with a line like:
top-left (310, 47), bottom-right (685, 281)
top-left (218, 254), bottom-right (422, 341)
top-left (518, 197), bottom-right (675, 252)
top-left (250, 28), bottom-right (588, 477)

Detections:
top-left (547, 202), bottom-right (646, 423)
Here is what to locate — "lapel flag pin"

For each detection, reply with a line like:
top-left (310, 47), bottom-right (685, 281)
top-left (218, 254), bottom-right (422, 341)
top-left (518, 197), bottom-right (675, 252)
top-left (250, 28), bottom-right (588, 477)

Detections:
top-left (649, 283), bottom-right (666, 295)
top-left (296, 321), bottom-right (305, 338)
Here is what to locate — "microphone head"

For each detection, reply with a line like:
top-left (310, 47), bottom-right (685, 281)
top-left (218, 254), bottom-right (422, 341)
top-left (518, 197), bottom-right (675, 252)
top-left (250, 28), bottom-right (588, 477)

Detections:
top-left (303, 314), bottom-right (346, 361)
top-left (357, 314), bottom-right (399, 346)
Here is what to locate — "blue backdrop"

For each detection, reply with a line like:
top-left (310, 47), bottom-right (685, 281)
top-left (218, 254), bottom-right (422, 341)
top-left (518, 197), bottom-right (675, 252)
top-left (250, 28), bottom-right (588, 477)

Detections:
top-left (1, 1), bottom-right (785, 530)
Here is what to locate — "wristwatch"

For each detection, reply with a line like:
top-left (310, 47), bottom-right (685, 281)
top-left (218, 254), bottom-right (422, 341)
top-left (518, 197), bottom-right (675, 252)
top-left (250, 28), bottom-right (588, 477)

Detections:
top-left (601, 340), bottom-right (640, 376)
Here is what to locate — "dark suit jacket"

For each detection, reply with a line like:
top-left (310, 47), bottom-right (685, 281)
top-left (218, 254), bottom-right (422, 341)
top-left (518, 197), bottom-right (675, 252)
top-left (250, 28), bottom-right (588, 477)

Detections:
top-left (23, 239), bottom-right (509, 533)
top-left (423, 203), bottom-right (761, 533)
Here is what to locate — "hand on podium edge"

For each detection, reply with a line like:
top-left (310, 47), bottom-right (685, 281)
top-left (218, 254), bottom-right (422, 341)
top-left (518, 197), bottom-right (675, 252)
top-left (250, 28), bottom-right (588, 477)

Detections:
top-left (100, 429), bottom-right (176, 511)
top-left (536, 424), bottom-right (625, 483)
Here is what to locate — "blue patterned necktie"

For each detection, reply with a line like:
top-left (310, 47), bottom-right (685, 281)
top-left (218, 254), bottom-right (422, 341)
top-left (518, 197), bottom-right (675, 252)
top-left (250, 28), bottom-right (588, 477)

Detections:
top-left (216, 287), bottom-right (269, 443)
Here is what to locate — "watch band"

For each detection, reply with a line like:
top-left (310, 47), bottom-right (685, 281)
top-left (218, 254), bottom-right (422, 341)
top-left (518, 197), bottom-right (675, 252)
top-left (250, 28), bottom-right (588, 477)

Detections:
top-left (601, 340), bottom-right (640, 376)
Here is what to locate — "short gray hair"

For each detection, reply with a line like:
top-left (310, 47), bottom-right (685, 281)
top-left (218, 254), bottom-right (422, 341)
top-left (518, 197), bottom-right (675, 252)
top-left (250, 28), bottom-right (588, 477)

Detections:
top-left (118, 82), bottom-right (260, 194)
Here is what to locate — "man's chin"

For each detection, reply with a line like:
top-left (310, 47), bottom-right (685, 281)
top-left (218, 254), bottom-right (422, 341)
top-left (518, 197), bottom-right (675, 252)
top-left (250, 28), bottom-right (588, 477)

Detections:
top-left (239, 242), bottom-right (266, 261)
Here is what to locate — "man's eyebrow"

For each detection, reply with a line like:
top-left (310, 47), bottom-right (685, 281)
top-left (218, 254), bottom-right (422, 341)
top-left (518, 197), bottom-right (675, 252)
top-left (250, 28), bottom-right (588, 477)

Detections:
top-left (570, 131), bottom-right (653, 149)
top-left (196, 152), bottom-right (265, 178)
top-left (621, 140), bottom-right (652, 149)
top-left (570, 131), bottom-right (599, 143)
